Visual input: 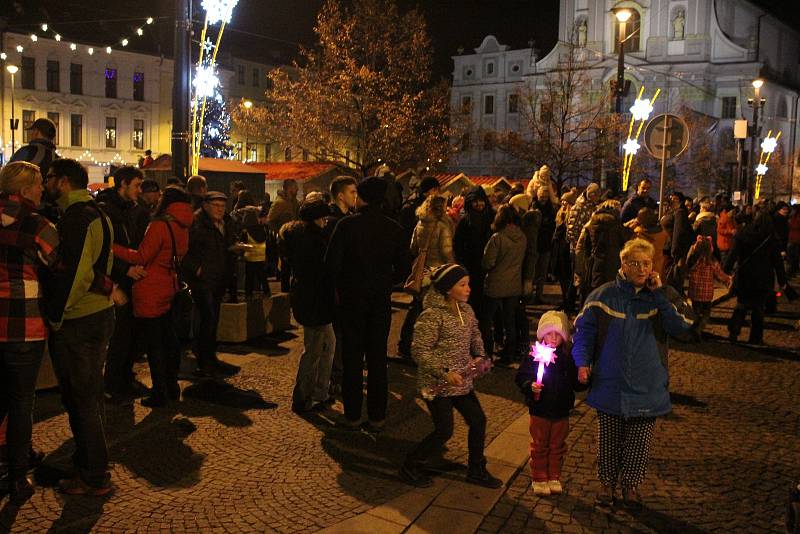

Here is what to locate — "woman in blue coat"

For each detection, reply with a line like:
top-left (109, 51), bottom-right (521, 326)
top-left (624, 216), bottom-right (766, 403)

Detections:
top-left (572, 238), bottom-right (693, 510)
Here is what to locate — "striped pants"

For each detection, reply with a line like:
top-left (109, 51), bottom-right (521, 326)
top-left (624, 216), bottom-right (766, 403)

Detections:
top-left (596, 411), bottom-right (656, 490)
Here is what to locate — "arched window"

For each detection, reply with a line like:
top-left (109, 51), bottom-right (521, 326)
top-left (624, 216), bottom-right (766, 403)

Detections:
top-left (614, 9), bottom-right (641, 53)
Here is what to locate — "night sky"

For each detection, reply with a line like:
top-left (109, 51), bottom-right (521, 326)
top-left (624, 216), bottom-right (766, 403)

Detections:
top-left (3, 0), bottom-right (798, 81)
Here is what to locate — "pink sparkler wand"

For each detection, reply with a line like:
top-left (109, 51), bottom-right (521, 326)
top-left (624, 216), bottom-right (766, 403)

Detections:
top-left (531, 341), bottom-right (557, 400)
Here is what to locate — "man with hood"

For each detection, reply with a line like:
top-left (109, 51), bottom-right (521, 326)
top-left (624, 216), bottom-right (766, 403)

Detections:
top-left (279, 199), bottom-right (336, 413)
top-left (454, 186), bottom-right (496, 320)
top-left (325, 177), bottom-right (411, 432)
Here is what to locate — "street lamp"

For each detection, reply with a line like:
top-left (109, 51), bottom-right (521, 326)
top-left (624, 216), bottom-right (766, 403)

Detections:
top-left (612, 9), bottom-right (632, 193)
top-left (242, 99), bottom-right (253, 161)
top-left (747, 78), bottom-right (765, 204)
top-left (6, 64), bottom-right (19, 155)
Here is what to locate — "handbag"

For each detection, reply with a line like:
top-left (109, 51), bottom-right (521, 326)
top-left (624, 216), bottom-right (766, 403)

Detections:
top-left (403, 222), bottom-right (436, 295)
top-left (163, 218), bottom-right (194, 340)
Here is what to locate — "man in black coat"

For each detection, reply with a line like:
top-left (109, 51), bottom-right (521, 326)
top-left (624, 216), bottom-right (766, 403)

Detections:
top-left (96, 166), bottom-right (148, 403)
top-left (454, 186), bottom-right (495, 320)
top-left (620, 179), bottom-right (657, 224)
top-left (183, 191), bottom-right (242, 377)
top-left (279, 200), bottom-right (336, 412)
top-left (325, 177), bottom-right (411, 431)
top-left (664, 191), bottom-right (693, 294)
top-left (725, 211), bottom-right (788, 344)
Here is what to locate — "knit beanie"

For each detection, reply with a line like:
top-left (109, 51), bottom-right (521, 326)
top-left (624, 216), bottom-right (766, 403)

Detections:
top-left (536, 310), bottom-right (571, 342)
top-left (431, 263), bottom-right (469, 294)
top-left (356, 176), bottom-right (387, 205)
top-left (419, 176), bottom-right (440, 197)
top-left (508, 193), bottom-right (532, 213)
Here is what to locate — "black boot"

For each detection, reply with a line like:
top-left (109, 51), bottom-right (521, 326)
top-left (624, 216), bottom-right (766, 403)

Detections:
top-left (466, 459), bottom-right (502, 489)
top-left (9, 475), bottom-right (34, 506)
top-left (399, 461), bottom-right (433, 488)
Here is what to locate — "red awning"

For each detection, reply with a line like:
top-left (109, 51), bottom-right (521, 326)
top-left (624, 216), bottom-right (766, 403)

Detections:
top-left (247, 162), bottom-right (342, 182)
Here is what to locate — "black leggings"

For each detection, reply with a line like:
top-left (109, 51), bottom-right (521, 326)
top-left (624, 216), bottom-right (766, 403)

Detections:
top-left (406, 391), bottom-right (487, 468)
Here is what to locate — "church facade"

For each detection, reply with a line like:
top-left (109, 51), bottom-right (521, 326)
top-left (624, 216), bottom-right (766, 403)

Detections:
top-left (450, 0), bottom-right (800, 200)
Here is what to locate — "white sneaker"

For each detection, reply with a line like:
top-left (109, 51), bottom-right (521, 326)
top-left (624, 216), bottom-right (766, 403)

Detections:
top-left (532, 481), bottom-right (551, 496)
top-left (547, 480), bottom-right (563, 494)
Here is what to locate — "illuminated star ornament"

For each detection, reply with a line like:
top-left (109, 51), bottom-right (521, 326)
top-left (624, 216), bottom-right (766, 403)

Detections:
top-left (530, 341), bottom-right (558, 399)
top-left (754, 131), bottom-right (782, 200)
top-left (621, 86), bottom-right (661, 191)
top-left (623, 138), bottom-right (641, 156)
top-left (193, 65), bottom-right (219, 98)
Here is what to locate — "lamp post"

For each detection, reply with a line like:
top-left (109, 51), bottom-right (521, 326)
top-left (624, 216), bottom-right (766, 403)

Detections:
top-left (243, 99), bottom-right (253, 162)
top-left (613, 9), bottom-right (631, 193)
top-left (747, 78), bottom-right (765, 205)
top-left (6, 64), bottom-right (19, 155)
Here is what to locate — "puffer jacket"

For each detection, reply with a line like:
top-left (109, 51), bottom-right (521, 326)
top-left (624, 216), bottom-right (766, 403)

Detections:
top-left (482, 225), bottom-right (527, 298)
top-left (411, 288), bottom-right (485, 397)
top-left (410, 204), bottom-right (454, 269)
top-left (566, 193), bottom-right (597, 251)
top-left (572, 276), bottom-right (694, 418)
top-left (112, 201), bottom-right (193, 318)
top-left (693, 211), bottom-right (717, 246)
top-left (716, 210), bottom-right (737, 252)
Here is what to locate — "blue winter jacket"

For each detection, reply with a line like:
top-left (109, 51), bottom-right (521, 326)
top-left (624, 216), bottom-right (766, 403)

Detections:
top-left (572, 275), bottom-right (694, 418)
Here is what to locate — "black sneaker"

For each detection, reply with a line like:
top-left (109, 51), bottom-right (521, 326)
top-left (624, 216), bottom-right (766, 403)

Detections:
top-left (361, 420), bottom-right (385, 434)
top-left (466, 465), bottom-right (503, 489)
top-left (399, 463), bottom-right (433, 488)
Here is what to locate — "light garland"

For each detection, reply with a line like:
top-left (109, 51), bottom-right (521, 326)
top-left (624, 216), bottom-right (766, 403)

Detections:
top-left (77, 149), bottom-right (127, 167)
top-left (621, 86), bottom-right (660, 192)
top-left (754, 130), bottom-right (781, 200)
top-left (0, 16), bottom-right (157, 64)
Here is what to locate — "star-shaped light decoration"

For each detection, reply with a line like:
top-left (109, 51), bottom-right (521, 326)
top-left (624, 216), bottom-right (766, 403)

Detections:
top-left (629, 98), bottom-right (654, 122)
top-left (761, 136), bottom-right (778, 154)
top-left (531, 341), bottom-right (558, 385)
top-left (202, 0), bottom-right (239, 25)
top-left (623, 138), bottom-right (641, 155)
top-left (193, 65), bottom-right (219, 98)
top-left (756, 163), bottom-right (768, 176)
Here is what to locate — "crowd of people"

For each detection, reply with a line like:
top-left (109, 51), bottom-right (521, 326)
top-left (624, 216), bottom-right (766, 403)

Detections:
top-left (0, 116), bottom-right (797, 512)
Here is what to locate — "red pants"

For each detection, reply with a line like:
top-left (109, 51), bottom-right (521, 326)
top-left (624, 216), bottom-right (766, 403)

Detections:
top-left (529, 415), bottom-right (569, 482)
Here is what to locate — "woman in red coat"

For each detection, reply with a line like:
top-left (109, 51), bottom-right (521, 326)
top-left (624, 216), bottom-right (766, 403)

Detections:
top-left (113, 187), bottom-right (193, 406)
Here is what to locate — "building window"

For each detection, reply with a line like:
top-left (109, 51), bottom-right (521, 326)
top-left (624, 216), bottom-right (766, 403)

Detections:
top-left (105, 68), bottom-right (117, 98)
top-left (253, 68), bottom-right (260, 87)
top-left (237, 65), bottom-right (245, 85)
top-left (47, 112), bottom-right (60, 142)
top-left (22, 111), bottom-right (36, 143)
top-left (133, 119), bottom-right (144, 149)
top-left (284, 147), bottom-right (292, 161)
top-left (70, 114), bottom-right (83, 147)
top-left (248, 144), bottom-right (257, 162)
top-left (70, 63), bottom-right (82, 94)
top-left (264, 143), bottom-right (272, 161)
top-left (47, 60), bottom-right (60, 92)
top-left (235, 142), bottom-right (243, 160)
top-left (486, 62), bottom-right (495, 75)
top-left (105, 117), bottom-right (117, 148)
top-left (508, 94), bottom-right (519, 114)
top-left (721, 96), bottom-right (737, 119)
top-left (133, 72), bottom-right (145, 101)
top-left (21, 57), bottom-right (35, 89)
top-left (484, 95), bottom-right (494, 115)
top-left (614, 10), bottom-right (641, 53)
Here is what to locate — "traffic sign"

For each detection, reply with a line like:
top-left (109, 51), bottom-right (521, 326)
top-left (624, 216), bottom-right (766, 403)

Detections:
top-left (643, 113), bottom-right (689, 160)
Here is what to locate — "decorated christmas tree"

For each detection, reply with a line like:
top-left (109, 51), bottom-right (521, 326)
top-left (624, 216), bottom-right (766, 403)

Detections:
top-left (199, 91), bottom-right (234, 159)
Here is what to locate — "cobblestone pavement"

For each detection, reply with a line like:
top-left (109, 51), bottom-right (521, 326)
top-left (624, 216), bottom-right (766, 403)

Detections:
top-left (1, 290), bottom-right (527, 533)
top-left (478, 290), bottom-right (800, 534)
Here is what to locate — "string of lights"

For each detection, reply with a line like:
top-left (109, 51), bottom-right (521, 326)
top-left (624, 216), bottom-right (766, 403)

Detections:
top-left (0, 16), bottom-right (157, 64)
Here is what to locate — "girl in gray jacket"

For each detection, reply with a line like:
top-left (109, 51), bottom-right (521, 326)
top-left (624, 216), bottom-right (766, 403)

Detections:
top-left (399, 264), bottom-right (502, 490)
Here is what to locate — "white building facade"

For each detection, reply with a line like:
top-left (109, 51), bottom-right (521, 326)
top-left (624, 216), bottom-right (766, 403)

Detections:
top-left (451, 0), bottom-right (800, 199)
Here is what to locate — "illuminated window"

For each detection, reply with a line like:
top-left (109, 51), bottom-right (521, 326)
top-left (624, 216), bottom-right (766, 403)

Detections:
top-left (105, 117), bottom-right (117, 148)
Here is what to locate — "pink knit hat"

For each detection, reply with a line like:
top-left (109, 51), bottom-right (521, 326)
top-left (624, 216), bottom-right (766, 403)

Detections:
top-left (536, 310), bottom-right (571, 342)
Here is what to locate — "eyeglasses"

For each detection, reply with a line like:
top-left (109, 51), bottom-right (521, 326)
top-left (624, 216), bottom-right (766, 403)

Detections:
top-left (624, 260), bottom-right (653, 270)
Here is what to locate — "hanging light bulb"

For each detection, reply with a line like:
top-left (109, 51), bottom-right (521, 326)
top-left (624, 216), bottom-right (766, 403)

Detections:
top-left (30, 34), bottom-right (38, 42)
top-left (146, 17), bottom-right (154, 24)
top-left (70, 43), bottom-right (77, 51)
top-left (55, 34), bottom-right (62, 41)
top-left (106, 46), bottom-right (112, 54)
top-left (88, 47), bottom-right (94, 55)
top-left (16, 45), bottom-right (23, 53)
top-left (136, 28), bottom-right (144, 36)
top-left (42, 24), bottom-right (49, 32)
top-left (121, 39), bottom-right (129, 46)
top-left (0, 52), bottom-right (6, 60)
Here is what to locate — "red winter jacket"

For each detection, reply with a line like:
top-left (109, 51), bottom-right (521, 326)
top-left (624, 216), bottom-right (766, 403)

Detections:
top-left (112, 202), bottom-right (193, 318)
top-left (716, 211), bottom-right (737, 252)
